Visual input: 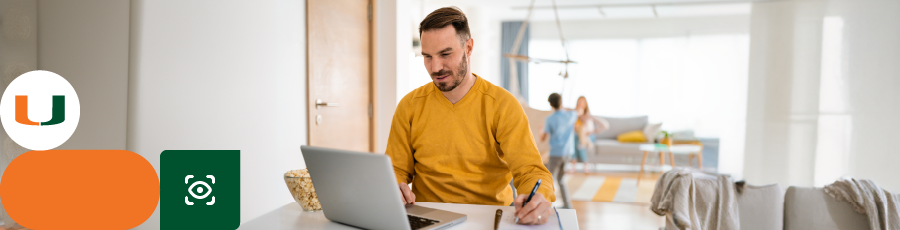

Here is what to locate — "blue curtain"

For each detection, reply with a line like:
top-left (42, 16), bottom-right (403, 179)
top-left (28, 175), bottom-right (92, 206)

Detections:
top-left (501, 21), bottom-right (529, 102)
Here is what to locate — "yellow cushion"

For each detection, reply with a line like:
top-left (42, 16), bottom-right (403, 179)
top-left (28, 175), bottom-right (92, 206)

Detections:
top-left (617, 130), bottom-right (647, 143)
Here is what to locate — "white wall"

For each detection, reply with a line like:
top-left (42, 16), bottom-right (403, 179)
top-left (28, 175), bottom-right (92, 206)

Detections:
top-left (462, 6), bottom-right (503, 86)
top-left (744, 0), bottom-right (825, 187)
top-left (0, 0), bottom-right (37, 87)
top-left (744, 0), bottom-right (900, 192)
top-left (375, 0), bottom-right (411, 153)
top-left (2, 0), bottom-right (132, 226)
top-left (38, 0), bottom-right (130, 150)
top-left (128, 0), bottom-right (306, 228)
top-left (836, 0), bottom-right (900, 192)
top-left (0, 0), bottom-right (38, 226)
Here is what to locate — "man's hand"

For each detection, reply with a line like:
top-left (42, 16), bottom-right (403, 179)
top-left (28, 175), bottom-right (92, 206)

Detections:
top-left (398, 182), bottom-right (416, 205)
top-left (513, 193), bottom-right (552, 225)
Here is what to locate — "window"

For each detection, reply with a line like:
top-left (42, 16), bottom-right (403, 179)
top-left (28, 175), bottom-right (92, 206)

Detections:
top-left (528, 34), bottom-right (749, 173)
top-left (528, 35), bottom-right (749, 139)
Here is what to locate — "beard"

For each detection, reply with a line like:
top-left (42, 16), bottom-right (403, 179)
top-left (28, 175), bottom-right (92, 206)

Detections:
top-left (431, 54), bottom-right (468, 92)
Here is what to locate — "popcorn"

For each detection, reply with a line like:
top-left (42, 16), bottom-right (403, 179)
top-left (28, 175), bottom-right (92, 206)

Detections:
top-left (284, 169), bottom-right (322, 211)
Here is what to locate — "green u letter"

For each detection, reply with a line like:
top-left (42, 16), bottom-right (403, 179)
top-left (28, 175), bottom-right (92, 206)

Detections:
top-left (41, 95), bottom-right (65, 126)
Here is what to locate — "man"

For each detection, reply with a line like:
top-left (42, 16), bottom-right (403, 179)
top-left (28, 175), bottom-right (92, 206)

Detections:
top-left (540, 93), bottom-right (578, 209)
top-left (386, 7), bottom-right (555, 225)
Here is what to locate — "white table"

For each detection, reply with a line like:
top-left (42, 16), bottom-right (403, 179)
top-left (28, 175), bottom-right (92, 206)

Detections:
top-left (239, 201), bottom-right (579, 230)
top-left (637, 144), bottom-right (703, 184)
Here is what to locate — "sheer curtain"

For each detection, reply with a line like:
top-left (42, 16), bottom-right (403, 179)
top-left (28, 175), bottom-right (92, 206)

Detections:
top-left (500, 21), bottom-right (530, 102)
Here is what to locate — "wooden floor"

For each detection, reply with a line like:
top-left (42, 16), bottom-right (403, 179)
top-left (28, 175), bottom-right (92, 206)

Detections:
top-left (556, 169), bottom-right (666, 229)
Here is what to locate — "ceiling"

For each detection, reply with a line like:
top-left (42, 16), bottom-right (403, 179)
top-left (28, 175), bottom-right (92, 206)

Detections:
top-left (419, 0), bottom-right (760, 21)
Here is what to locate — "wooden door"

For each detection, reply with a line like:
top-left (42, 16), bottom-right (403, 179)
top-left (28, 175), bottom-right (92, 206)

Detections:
top-left (307, 0), bottom-right (373, 152)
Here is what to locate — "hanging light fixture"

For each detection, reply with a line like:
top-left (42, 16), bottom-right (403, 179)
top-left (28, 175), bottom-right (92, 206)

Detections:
top-left (504, 0), bottom-right (576, 84)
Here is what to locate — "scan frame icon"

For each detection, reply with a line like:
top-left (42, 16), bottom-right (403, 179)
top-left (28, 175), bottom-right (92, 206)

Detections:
top-left (184, 175), bottom-right (215, 205)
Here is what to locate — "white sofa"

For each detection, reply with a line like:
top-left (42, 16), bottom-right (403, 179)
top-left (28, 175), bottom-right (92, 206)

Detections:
top-left (586, 115), bottom-right (651, 164)
top-left (781, 186), bottom-right (871, 230)
top-left (666, 183), bottom-right (876, 230)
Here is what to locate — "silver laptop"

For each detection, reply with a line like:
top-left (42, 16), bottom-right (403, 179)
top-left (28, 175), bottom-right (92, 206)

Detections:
top-left (301, 145), bottom-right (467, 230)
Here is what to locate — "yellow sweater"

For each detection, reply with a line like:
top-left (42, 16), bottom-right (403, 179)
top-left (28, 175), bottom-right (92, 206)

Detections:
top-left (386, 74), bottom-right (555, 205)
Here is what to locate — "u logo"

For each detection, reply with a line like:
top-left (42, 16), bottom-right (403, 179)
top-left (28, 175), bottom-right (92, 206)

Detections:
top-left (1, 70), bottom-right (80, 150)
top-left (15, 95), bottom-right (65, 126)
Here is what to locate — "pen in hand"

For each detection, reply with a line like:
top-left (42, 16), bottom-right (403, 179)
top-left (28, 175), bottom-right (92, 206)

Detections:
top-left (515, 179), bottom-right (542, 224)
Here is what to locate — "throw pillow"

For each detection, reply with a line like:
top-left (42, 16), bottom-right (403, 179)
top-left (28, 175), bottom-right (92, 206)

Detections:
top-left (617, 130), bottom-right (647, 143)
top-left (594, 116), bottom-right (648, 139)
top-left (643, 123), bottom-right (662, 143)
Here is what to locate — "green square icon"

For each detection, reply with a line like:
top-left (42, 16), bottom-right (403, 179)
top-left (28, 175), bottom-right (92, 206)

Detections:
top-left (162, 150), bottom-right (240, 229)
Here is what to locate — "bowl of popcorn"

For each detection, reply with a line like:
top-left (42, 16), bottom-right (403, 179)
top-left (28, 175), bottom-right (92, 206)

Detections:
top-left (284, 169), bottom-right (322, 212)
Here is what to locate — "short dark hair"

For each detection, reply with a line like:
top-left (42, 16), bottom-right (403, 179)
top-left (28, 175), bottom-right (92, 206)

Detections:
top-left (419, 7), bottom-right (471, 45)
top-left (548, 93), bottom-right (562, 109)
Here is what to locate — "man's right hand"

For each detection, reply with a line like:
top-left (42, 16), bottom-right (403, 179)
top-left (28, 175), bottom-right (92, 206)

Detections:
top-left (398, 182), bottom-right (416, 205)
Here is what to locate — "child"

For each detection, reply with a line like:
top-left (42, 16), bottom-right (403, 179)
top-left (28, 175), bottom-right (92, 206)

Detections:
top-left (540, 93), bottom-right (577, 209)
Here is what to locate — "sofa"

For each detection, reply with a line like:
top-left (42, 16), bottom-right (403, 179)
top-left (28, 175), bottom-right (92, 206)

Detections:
top-left (586, 115), bottom-right (652, 164)
top-left (523, 104), bottom-right (655, 164)
top-left (664, 183), bottom-right (880, 230)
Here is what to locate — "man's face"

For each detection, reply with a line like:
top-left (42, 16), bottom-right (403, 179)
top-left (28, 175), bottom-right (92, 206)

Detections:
top-left (421, 26), bottom-right (471, 92)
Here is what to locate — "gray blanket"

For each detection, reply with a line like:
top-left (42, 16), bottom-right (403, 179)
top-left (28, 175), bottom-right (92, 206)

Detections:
top-left (824, 178), bottom-right (900, 230)
top-left (651, 168), bottom-right (739, 230)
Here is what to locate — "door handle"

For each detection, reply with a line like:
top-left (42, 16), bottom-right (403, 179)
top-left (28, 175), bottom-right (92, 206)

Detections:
top-left (315, 99), bottom-right (338, 109)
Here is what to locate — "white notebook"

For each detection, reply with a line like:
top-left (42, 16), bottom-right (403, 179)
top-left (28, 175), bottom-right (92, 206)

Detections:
top-left (498, 207), bottom-right (562, 230)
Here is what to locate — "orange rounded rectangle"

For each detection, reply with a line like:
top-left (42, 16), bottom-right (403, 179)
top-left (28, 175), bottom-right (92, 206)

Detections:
top-left (0, 150), bottom-right (159, 229)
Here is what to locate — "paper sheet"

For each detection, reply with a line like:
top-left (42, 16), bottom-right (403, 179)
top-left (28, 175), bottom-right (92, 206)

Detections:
top-left (497, 207), bottom-right (562, 230)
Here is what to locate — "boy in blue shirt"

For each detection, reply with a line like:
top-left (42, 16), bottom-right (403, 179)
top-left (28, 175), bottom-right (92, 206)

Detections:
top-left (540, 93), bottom-right (578, 209)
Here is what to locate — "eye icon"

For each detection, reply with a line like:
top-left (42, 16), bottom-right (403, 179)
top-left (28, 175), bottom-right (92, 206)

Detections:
top-left (184, 175), bottom-right (216, 205)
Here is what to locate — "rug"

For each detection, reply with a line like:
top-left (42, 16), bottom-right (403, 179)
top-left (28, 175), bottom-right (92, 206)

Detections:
top-left (555, 175), bottom-right (656, 202)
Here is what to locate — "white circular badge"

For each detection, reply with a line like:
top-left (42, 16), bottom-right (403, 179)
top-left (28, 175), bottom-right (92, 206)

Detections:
top-left (0, 70), bottom-right (80, 150)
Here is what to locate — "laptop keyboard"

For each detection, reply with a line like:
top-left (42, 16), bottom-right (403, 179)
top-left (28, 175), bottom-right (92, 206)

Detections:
top-left (408, 215), bottom-right (440, 230)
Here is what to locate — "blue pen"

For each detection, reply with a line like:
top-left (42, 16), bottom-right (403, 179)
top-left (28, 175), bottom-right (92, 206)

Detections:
top-left (523, 179), bottom-right (542, 207)
top-left (516, 179), bottom-right (542, 223)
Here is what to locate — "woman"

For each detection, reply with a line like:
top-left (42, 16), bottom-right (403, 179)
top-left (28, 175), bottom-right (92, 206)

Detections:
top-left (571, 96), bottom-right (609, 173)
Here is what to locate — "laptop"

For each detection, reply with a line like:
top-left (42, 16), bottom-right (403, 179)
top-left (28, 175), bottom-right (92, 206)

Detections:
top-left (301, 145), bottom-right (467, 230)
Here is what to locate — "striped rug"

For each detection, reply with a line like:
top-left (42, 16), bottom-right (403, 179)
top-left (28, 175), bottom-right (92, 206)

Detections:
top-left (556, 175), bottom-right (656, 202)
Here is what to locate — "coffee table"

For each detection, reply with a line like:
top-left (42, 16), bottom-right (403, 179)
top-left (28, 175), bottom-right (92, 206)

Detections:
top-left (637, 144), bottom-right (703, 184)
